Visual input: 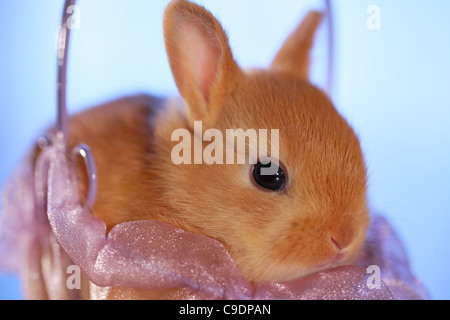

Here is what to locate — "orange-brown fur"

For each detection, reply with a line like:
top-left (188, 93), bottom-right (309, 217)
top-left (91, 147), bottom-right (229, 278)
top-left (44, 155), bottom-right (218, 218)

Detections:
top-left (34, 0), bottom-right (369, 299)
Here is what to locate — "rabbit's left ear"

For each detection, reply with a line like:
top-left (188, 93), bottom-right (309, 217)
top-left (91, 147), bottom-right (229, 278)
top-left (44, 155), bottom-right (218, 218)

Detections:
top-left (163, 0), bottom-right (241, 123)
top-left (270, 11), bottom-right (322, 80)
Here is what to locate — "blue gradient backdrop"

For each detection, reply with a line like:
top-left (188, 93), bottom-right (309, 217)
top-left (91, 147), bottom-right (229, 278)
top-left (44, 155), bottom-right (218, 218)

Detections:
top-left (0, 1), bottom-right (449, 299)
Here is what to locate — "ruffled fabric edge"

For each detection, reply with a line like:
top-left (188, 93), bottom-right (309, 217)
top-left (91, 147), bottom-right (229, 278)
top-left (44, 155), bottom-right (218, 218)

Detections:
top-left (0, 141), bottom-right (429, 300)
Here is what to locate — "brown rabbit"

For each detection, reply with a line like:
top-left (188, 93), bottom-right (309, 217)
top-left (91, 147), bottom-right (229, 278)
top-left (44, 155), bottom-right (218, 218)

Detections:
top-left (32, 0), bottom-right (369, 299)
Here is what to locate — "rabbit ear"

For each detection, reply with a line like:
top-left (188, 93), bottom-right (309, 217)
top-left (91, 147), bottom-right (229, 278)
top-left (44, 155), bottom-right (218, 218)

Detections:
top-left (270, 11), bottom-right (322, 80)
top-left (163, 0), bottom-right (241, 123)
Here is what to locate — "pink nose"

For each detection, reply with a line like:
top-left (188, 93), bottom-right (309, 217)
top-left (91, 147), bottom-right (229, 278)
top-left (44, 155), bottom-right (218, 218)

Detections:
top-left (329, 224), bottom-right (354, 251)
top-left (330, 236), bottom-right (342, 250)
top-left (330, 236), bottom-right (348, 262)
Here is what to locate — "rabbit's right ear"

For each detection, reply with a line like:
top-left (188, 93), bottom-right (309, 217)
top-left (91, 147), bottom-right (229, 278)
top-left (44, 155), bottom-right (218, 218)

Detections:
top-left (270, 11), bottom-right (323, 80)
top-left (163, 0), bottom-right (241, 124)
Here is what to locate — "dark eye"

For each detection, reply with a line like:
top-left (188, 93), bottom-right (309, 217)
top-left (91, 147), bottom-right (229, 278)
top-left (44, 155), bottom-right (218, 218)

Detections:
top-left (252, 160), bottom-right (286, 191)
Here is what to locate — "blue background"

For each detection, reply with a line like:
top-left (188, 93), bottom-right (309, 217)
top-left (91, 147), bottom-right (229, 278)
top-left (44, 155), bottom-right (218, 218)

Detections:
top-left (0, 0), bottom-right (449, 299)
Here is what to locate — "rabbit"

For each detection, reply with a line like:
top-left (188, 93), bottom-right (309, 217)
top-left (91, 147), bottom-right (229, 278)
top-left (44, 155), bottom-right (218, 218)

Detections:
top-left (31, 0), bottom-right (369, 299)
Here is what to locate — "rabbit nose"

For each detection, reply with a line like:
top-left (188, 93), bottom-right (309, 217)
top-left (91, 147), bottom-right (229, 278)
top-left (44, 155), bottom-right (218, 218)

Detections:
top-left (329, 225), bottom-right (354, 251)
top-left (330, 236), bottom-right (342, 250)
top-left (329, 236), bottom-right (348, 263)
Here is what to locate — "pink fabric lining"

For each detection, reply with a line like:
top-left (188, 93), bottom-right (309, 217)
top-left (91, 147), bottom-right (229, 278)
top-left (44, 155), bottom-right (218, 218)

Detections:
top-left (0, 136), bottom-right (429, 299)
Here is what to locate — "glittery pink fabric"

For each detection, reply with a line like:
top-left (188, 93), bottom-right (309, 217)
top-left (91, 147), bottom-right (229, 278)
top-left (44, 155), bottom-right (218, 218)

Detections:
top-left (0, 137), bottom-right (429, 299)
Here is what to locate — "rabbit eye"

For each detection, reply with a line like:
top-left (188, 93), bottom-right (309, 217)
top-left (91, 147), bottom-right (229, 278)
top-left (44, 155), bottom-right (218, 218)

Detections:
top-left (252, 160), bottom-right (286, 191)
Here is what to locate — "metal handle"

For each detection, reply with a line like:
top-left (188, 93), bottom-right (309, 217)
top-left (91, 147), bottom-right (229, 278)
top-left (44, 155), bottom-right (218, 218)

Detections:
top-left (54, 0), bottom-right (97, 210)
